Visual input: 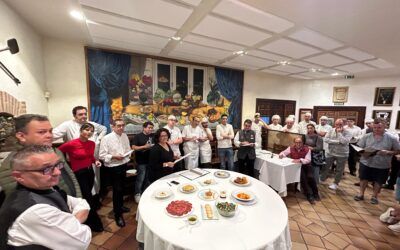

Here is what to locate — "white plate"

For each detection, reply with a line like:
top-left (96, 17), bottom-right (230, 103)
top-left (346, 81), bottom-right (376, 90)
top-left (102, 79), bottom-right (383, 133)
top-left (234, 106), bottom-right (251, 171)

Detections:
top-left (231, 190), bottom-right (255, 202)
top-left (154, 188), bottom-right (172, 199)
top-left (198, 178), bottom-right (217, 186)
top-left (197, 189), bottom-right (219, 201)
top-left (230, 176), bottom-right (251, 187)
top-left (165, 201), bottom-right (194, 218)
top-left (126, 169), bottom-right (137, 175)
top-left (214, 171), bottom-right (230, 179)
top-left (178, 183), bottom-right (197, 194)
top-left (232, 196), bottom-right (258, 206)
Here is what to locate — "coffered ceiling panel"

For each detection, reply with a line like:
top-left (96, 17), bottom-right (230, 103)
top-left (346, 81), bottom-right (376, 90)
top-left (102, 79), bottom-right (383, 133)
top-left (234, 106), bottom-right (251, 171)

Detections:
top-left (269, 64), bottom-right (306, 74)
top-left (246, 50), bottom-right (289, 62)
top-left (334, 47), bottom-right (375, 61)
top-left (321, 68), bottom-right (347, 75)
top-left (290, 60), bottom-right (321, 69)
top-left (229, 55), bottom-right (275, 68)
top-left (304, 53), bottom-right (353, 67)
top-left (261, 69), bottom-right (290, 75)
top-left (335, 63), bottom-right (375, 73)
top-left (364, 58), bottom-right (394, 69)
top-left (87, 23), bottom-right (169, 49)
top-left (83, 8), bottom-right (177, 37)
top-left (168, 51), bottom-right (218, 64)
top-left (289, 74), bottom-right (312, 80)
top-left (289, 28), bottom-right (344, 50)
top-left (80, 0), bottom-right (193, 29)
top-left (260, 39), bottom-right (321, 59)
top-left (213, 0), bottom-right (294, 33)
top-left (192, 15), bottom-right (271, 45)
top-left (171, 42), bottom-right (232, 60)
top-left (222, 61), bottom-right (259, 70)
top-left (92, 36), bottom-right (162, 54)
top-left (299, 71), bottom-right (329, 78)
top-left (184, 34), bottom-right (243, 51)
top-left (180, 0), bottom-right (202, 6)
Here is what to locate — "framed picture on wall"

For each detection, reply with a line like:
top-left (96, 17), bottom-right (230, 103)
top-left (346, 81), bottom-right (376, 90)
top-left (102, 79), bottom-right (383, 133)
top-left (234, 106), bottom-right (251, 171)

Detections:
top-left (298, 108), bottom-right (313, 122)
top-left (374, 87), bottom-right (395, 106)
top-left (333, 86), bottom-right (349, 103)
top-left (396, 111), bottom-right (400, 130)
top-left (372, 110), bottom-right (392, 127)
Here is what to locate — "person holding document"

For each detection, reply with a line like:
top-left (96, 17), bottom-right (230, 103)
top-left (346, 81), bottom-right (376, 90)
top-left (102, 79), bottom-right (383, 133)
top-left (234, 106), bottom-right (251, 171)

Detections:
top-left (149, 128), bottom-right (175, 183)
top-left (234, 119), bottom-right (257, 177)
top-left (354, 118), bottom-right (400, 205)
top-left (99, 119), bottom-right (132, 227)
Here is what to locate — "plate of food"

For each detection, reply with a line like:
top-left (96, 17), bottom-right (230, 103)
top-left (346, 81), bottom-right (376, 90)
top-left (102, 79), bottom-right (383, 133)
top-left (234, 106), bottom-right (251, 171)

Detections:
top-left (231, 190), bottom-right (255, 202)
top-left (215, 201), bottom-right (237, 217)
top-left (198, 178), bottom-right (217, 186)
top-left (214, 170), bottom-right (230, 179)
top-left (201, 204), bottom-right (219, 220)
top-left (198, 189), bottom-right (219, 201)
top-left (179, 183), bottom-right (197, 194)
top-left (166, 200), bottom-right (193, 217)
top-left (154, 188), bottom-right (172, 199)
top-left (230, 176), bottom-right (251, 186)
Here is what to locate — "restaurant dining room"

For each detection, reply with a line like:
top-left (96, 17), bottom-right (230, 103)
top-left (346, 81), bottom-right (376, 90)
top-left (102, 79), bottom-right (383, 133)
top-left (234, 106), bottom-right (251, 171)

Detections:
top-left (1, 0), bottom-right (400, 249)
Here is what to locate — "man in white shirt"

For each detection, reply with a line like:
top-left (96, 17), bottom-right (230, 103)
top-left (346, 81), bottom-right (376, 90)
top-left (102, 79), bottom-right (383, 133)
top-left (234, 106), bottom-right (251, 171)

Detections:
top-left (164, 115), bottom-right (183, 171)
top-left (344, 118), bottom-right (362, 176)
top-left (199, 117), bottom-right (214, 168)
top-left (283, 117), bottom-right (300, 133)
top-left (0, 145), bottom-right (91, 249)
top-left (298, 112), bottom-right (316, 134)
top-left (216, 114), bottom-right (235, 170)
top-left (182, 116), bottom-right (202, 169)
top-left (269, 115), bottom-right (283, 131)
top-left (315, 116), bottom-right (332, 137)
top-left (252, 113), bottom-right (268, 150)
top-left (99, 119), bottom-right (131, 227)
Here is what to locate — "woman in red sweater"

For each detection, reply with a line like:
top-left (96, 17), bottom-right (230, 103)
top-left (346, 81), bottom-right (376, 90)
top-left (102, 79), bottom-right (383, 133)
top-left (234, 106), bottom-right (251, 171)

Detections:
top-left (58, 122), bottom-right (103, 232)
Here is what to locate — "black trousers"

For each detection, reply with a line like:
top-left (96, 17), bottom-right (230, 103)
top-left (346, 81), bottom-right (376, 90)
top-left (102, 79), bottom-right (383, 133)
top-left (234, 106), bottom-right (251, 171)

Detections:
top-left (108, 164), bottom-right (127, 217)
top-left (387, 156), bottom-right (400, 186)
top-left (300, 164), bottom-right (319, 197)
top-left (348, 144), bottom-right (358, 173)
top-left (74, 167), bottom-right (103, 229)
top-left (238, 156), bottom-right (255, 177)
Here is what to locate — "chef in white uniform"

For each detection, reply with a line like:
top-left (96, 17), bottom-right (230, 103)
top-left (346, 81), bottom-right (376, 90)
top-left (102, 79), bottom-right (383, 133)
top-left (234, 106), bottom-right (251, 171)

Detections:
top-left (182, 116), bottom-right (202, 169)
top-left (199, 117), bottom-right (214, 168)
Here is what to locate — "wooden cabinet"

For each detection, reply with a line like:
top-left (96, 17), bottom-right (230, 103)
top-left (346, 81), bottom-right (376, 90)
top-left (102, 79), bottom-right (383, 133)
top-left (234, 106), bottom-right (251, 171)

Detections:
top-left (313, 106), bottom-right (366, 128)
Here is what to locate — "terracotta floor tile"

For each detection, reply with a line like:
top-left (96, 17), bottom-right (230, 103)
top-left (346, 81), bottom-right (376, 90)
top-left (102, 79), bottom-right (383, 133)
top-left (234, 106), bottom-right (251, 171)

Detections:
top-left (322, 239), bottom-right (341, 250)
top-left (88, 244), bottom-right (98, 250)
top-left (117, 234), bottom-right (139, 250)
top-left (369, 239), bottom-right (394, 250)
top-left (292, 214), bottom-right (313, 227)
top-left (104, 221), bottom-right (121, 233)
top-left (289, 220), bottom-right (300, 231)
top-left (101, 234), bottom-right (125, 250)
top-left (343, 211), bottom-right (363, 221)
top-left (309, 218), bottom-right (327, 229)
top-left (291, 230), bottom-right (304, 243)
top-left (328, 208), bottom-right (347, 218)
top-left (97, 206), bottom-right (114, 216)
top-left (302, 233), bottom-right (325, 248)
top-left (350, 235), bottom-right (376, 250)
top-left (291, 242), bottom-right (308, 250)
top-left (314, 205), bottom-right (331, 215)
top-left (308, 246), bottom-right (326, 250)
top-left (340, 225), bottom-right (364, 237)
top-left (91, 231), bottom-right (113, 246)
top-left (116, 223), bottom-right (136, 238)
top-left (303, 211), bottom-right (321, 220)
top-left (324, 222), bottom-right (345, 234)
top-left (299, 203), bottom-right (316, 212)
top-left (349, 219), bottom-right (371, 229)
top-left (334, 232), bottom-right (352, 244)
top-left (298, 224), bottom-right (316, 235)
top-left (308, 223), bottom-right (330, 237)
top-left (323, 232), bottom-right (350, 249)
top-left (335, 216), bottom-right (355, 227)
top-left (319, 214), bottom-right (337, 223)
top-left (358, 228), bottom-right (386, 242)
top-left (344, 245), bottom-right (360, 250)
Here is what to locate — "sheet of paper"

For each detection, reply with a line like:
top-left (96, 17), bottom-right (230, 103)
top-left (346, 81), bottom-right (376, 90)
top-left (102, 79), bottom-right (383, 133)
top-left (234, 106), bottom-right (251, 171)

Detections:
top-left (173, 153), bottom-right (192, 164)
top-left (123, 150), bottom-right (134, 158)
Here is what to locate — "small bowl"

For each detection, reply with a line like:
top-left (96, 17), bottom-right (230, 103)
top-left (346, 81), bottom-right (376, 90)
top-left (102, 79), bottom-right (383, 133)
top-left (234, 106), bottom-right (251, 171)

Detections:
top-left (215, 201), bottom-right (237, 217)
top-left (187, 215), bottom-right (198, 225)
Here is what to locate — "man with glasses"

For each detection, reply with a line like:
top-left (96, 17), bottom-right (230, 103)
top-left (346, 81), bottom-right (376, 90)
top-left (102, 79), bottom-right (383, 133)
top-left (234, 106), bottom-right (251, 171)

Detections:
top-left (99, 119), bottom-right (132, 227)
top-left (0, 145), bottom-right (91, 249)
top-left (0, 114), bottom-right (81, 206)
top-left (234, 119), bottom-right (257, 177)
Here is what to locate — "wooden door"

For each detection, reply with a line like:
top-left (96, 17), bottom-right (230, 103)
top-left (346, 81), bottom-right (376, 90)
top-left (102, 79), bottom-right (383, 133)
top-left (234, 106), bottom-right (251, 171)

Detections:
top-left (313, 106), bottom-right (366, 128)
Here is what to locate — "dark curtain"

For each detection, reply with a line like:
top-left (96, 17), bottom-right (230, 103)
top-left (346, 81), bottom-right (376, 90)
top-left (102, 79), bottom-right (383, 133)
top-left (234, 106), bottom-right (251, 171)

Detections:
top-left (215, 67), bottom-right (244, 129)
top-left (87, 49), bottom-right (131, 131)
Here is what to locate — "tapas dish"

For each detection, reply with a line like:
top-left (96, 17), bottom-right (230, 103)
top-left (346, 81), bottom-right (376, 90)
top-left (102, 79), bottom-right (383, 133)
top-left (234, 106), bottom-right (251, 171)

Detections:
top-left (198, 189), bottom-right (219, 201)
top-left (232, 190), bottom-right (255, 202)
top-left (214, 170), bottom-right (230, 179)
top-left (215, 201), bottom-right (237, 217)
top-left (198, 178), bottom-right (217, 186)
top-left (230, 176), bottom-right (251, 186)
top-left (201, 204), bottom-right (219, 220)
top-left (154, 188), bottom-right (172, 199)
top-left (179, 184), bottom-right (197, 194)
top-left (166, 200), bottom-right (193, 217)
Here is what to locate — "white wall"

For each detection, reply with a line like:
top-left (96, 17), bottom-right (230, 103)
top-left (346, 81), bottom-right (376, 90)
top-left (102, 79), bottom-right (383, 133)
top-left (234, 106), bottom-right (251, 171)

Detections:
top-left (0, 1), bottom-right (48, 114)
top-left (43, 37), bottom-right (87, 126)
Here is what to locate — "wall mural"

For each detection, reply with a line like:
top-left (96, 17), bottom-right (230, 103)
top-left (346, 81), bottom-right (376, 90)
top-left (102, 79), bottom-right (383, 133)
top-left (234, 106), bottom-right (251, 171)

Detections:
top-left (86, 48), bottom-right (243, 133)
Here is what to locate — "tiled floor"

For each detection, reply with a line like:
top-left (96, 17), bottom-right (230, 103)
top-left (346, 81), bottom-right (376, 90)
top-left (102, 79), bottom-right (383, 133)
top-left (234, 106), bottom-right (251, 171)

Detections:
top-left (89, 171), bottom-right (400, 250)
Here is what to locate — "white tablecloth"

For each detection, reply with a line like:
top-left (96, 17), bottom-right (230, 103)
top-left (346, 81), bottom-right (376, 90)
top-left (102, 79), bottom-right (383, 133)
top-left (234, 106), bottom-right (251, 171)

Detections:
top-left (136, 169), bottom-right (291, 250)
top-left (255, 151), bottom-right (301, 196)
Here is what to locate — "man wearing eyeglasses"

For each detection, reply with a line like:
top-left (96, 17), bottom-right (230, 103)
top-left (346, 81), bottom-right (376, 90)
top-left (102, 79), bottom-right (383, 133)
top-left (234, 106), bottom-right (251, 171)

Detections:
top-left (0, 145), bottom-right (92, 249)
top-left (0, 114), bottom-right (81, 206)
top-left (234, 119), bottom-right (257, 177)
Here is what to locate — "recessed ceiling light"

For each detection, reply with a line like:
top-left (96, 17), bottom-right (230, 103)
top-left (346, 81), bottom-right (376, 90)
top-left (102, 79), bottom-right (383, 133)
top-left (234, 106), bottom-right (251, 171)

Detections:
top-left (233, 50), bottom-right (247, 56)
top-left (310, 68), bottom-right (322, 72)
top-left (70, 10), bottom-right (84, 21)
top-left (277, 60), bottom-right (290, 66)
top-left (331, 72), bottom-right (339, 76)
top-left (171, 36), bottom-right (181, 41)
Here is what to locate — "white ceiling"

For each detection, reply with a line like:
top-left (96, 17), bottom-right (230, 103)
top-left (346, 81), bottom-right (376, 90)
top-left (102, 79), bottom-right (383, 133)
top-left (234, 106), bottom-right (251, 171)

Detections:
top-left (4, 0), bottom-right (400, 80)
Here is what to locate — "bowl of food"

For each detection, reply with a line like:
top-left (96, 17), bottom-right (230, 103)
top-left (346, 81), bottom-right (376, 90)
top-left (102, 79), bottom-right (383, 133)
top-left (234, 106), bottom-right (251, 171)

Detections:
top-left (187, 215), bottom-right (198, 225)
top-left (215, 201), bottom-right (237, 217)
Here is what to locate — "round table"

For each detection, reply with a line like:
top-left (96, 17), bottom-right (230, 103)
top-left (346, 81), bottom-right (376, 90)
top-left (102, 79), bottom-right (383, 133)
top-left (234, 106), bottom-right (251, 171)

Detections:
top-left (136, 169), bottom-right (291, 250)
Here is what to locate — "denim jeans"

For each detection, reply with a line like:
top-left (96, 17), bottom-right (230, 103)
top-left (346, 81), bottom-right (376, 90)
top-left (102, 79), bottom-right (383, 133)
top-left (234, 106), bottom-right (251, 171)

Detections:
top-left (218, 148), bottom-right (234, 171)
top-left (396, 177), bottom-right (400, 202)
top-left (313, 165), bottom-right (320, 185)
top-left (135, 164), bottom-right (149, 195)
top-left (320, 155), bottom-right (347, 184)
